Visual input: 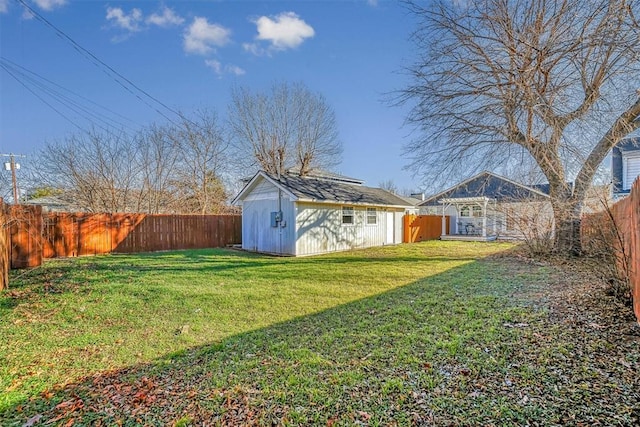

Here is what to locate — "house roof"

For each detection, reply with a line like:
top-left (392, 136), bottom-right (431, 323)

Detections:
top-left (233, 170), bottom-right (412, 208)
top-left (283, 168), bottom-right (365, 185)
top-left (419, 171), bottom-right (550, 207)
top-left (23, 195), bottom-right (77, 212)
top-left (398, 195), bottom-right (423, 206)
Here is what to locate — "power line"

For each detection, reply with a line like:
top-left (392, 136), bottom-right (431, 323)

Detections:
top-left (13, 0), bottom-right (185, 126)
top-left (0, 60), bottom-right (89, 134)
top-left (0, 57), bottom-right (140, 134)
top-left (1, 57), bottom-right (138, 128)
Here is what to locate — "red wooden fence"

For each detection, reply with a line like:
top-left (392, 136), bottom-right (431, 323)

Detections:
top-left (582, 179), bottom-right (640, 322)
top-left (403, 214), bottom-right (449, 243)
top-left (9, 205), bottom-right (43, 269)
top-left (8, 211), bottom-right (241, 268)
top-left (0, 200), bottom-right (8, 290)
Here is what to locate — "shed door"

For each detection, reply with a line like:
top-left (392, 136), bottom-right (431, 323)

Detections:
top-left (386, 211), bottom-right (394, 244)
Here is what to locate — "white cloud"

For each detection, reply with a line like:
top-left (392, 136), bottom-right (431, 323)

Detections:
top-left (205, 59), bottom-right (246, 77)
top-left (226, 64), bottom-right (246, 76)
top-left (252, 12), bottom-right (314, 51)
top-left (33, 0), bottom-right (66, 11)
top-left (106, 7), bottom-right (143, 32)
top-left (367, 0), bottom-right (378, 6)
top-left (183, 17), bottom-right (231, 55)
top-left (205, 59), bottom-right (222, 74)
top-left (147, 6), bottom-right (184, 28)
top-left (0, 0), bottom-right (9, 13)
top-left (242, 42), bottom-right (265, 56)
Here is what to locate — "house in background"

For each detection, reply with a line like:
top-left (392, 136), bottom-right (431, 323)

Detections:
top-left (418, 171), bottom-right (553, 241)
top-left (399, 193), bottom-right (424, 215)
top-left (612, 137), bottom-right (640, 199)
top-left (232, 170), bottom-right (411, 256)
top-left (23, 195), bottom-right (79, 212)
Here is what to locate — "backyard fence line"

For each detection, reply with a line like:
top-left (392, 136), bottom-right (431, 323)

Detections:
top-left (403, 214), bottom-right (449, 243)
top-left (9, 205), bottom-right (44, 269)
top-left (582, 178), bottom-right (640, 322)
top-left (8, 210), bottom-right (242, 270)
top-left (0, 200), bottom-right (8, 290)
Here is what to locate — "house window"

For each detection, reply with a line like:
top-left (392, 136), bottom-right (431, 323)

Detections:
top-left (623, 153), bottom-right (640, 190)
top-left (460, 205), bottom-right (482, 218)
top-left (366, 208), bottom-right (377, 225)
top-left (460, 205), bottom-right (482, 217)
top-left (342, 206), bottom-right (354, 225)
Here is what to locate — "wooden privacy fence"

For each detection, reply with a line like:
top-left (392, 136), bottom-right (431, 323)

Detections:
top-left (404, 214), bottom-right (449, 243)
top-left (582, 178), bottom-right (640, 322)
top-left (9, 211), bottom-right (242, 269)
top-left (0, 200), bottom-right (8, 290)
top-left (9, 205), bottom-right (43, 269)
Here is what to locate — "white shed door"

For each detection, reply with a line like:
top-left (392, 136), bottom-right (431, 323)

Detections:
top-left (386, 212), bottom-right (394, 244)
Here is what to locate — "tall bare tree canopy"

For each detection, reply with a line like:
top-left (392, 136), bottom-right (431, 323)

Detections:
top-left (35, 110), bottom-right (230, 214)
top-left (400, 0), bottom-right (640, 253)
top-left (228, 82), bottom-right (343, 176)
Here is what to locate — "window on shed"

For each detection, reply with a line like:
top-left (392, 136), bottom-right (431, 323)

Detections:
top-left (366, 208), bottom-right (377, 225)
top-left (460, 206), bottom-right (470, 217)
top-left (342, 206), bottom-right (354, 225)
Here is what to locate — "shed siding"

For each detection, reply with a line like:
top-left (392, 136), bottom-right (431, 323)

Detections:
top-left (243, 179), bottom-right (280, 201)
top-left (295, 202), bottom-right (402, 256)
top-left (394, 211), bottom-right (404, 244)
top-left (241, 181), bottom-right (296, 255)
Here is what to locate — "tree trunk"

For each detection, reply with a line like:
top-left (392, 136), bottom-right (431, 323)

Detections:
top-left (552, 197), bottom-right (583, 256)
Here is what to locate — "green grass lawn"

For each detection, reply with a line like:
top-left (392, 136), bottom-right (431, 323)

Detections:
top-left (1, 241), bottom-right (638, 426)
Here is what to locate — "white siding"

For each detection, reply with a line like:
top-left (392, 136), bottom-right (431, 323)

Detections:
top-left (243, 179), bottom-right (280, 201)
top-left (394, 211), bottom-right (404, 244)
top-left (623, 153), bottom-right (640, 190)
top-left (496, 201), bottom-right (554, 240)
top-left (295, 203), bottom-right (403, 256)
top-left (241, 179), bottom-right (296, 255)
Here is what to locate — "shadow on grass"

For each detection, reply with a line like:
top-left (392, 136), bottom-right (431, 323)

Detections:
top-left (1, 255), bottom-right (566, 426)
top-left (4, 244), bottom-right (635, 426)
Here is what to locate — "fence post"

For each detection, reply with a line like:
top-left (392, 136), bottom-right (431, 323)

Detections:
top-left (0, 199), bottom-right (8, 290)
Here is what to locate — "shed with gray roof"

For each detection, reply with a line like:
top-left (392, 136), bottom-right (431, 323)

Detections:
top-left (232, 170), bottom-right (412, 256)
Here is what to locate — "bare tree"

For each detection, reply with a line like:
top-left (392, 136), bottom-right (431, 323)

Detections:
top-left (36, 130), bottom-right (141, 212)
top-left (137, 124), bottom-right (182, 213)
top-left (34, 110), bottom-right (231, 214)
top-left (400, 0), bottom-right (640, 254)
top-left (169, 110), bottom-right (230, 214)
top-left (228, 82), bottom-right (342, 176)
top-left (379, 179), bottom-right (399, 194)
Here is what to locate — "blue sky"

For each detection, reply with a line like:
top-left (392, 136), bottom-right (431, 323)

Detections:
top-left (0, 0), bottom-right (421, 194)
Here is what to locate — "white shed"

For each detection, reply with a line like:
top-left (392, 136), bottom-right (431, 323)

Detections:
top-left (232, 170), bottom-right (412, 256)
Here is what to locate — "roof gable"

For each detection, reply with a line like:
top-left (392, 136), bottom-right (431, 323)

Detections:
top-left (419, 171), bottom-right (550, 206)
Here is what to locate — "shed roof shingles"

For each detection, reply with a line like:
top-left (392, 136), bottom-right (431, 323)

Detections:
top-left (265, 172), bottom-right (411, 207)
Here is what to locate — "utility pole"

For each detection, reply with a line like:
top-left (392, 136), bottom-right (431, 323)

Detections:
top-left (1, 154), bottom-right (26, 204)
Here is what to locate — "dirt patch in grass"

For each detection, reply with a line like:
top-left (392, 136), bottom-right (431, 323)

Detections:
top-left (3, 246), bottom-right (640, 426)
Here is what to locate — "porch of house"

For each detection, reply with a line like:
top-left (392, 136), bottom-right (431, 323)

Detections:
top-left (440, 234), bottom-right (497, 242)
top-left (439, 196), bottom-right (499, 242)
